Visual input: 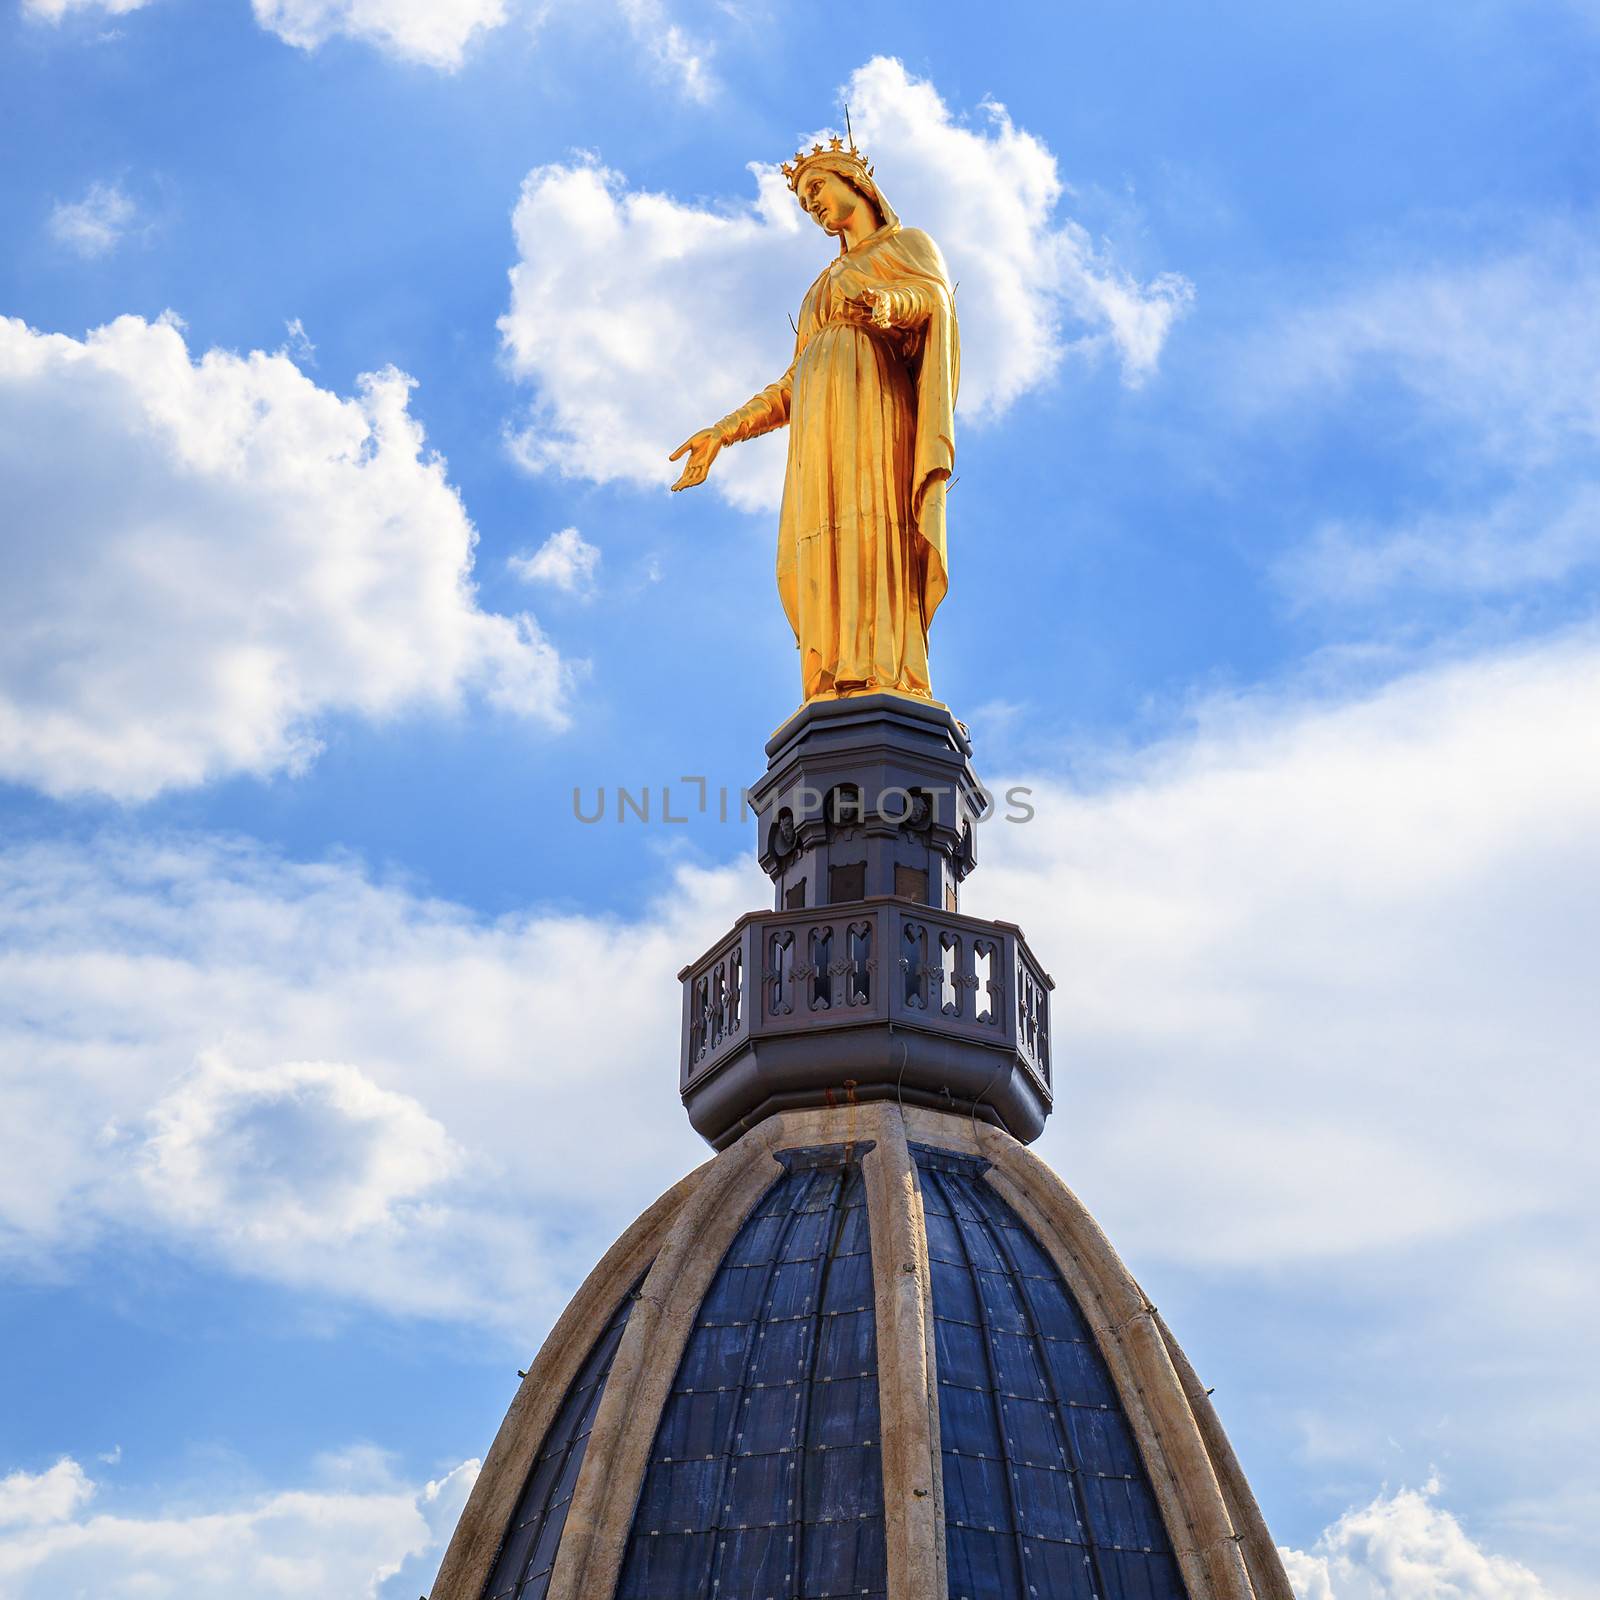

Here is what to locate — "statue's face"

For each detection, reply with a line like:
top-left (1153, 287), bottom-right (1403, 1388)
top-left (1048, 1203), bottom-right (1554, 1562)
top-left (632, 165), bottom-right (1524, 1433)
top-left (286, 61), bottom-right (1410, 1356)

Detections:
top-left (799, 169), bottom-right (870, 236)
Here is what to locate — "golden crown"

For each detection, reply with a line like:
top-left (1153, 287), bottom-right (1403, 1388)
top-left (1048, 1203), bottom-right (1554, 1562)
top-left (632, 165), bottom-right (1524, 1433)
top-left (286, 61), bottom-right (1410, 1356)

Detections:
top-left (781, 134), bottom-right (874, 192)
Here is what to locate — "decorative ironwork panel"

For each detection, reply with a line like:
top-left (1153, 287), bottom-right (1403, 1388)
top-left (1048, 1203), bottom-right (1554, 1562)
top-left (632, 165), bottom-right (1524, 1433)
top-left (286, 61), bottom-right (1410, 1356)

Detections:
top-left (723, 945), bottom-right (742, 1037)
top-left (686, 936), bottom-right (747, 1079)
top-left (901, 918), bottom-right (931, 1010)
top-left (913, 1146), bottom-right (1186, 1600)
top-left (617, 1145), bottom-right (886, 1600)
top-left (809, 925), bottom-right (834, 1011)
top-left (884, 908), bottom-right (1028, 1060)
top-left (688, 973), bottom-right (710, 1064)
top-left (767, 928), bottom-right (796, 1017)
top-left (753, 909), bottom-right (895, 1027)
top-left (973, 936), bottom-right (1000, 1027)
top-left (845, 919), bottom-right (873, 1007)
top-left (1017, 957), bottom-right (1051, 1084)
top-left (480, 1284), bottom-right (641, 1600)
top-left (708, 963), bottom-right (726, 1052)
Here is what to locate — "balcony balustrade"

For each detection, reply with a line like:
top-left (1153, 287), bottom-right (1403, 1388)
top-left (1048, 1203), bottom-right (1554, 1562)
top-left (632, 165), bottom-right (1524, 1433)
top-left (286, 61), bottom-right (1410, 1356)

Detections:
top-left (679, 896), bottom-right (1053, 1147)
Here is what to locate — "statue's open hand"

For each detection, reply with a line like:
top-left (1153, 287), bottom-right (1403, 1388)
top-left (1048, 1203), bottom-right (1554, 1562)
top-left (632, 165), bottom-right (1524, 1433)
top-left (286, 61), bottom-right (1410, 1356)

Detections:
top-left (669, 428), bottom-right (722, 492)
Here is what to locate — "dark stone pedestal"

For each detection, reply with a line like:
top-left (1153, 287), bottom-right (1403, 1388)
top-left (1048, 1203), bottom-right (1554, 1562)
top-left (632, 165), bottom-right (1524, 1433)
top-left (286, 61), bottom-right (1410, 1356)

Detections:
top-left (681, 696), bottom-right (1055, 1150)
top-left (750, 694), bottom-right (985, 915)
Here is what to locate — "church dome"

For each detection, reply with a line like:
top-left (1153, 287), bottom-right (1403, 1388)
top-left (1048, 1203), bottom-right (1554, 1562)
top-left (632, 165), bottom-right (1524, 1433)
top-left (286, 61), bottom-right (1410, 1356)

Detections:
top-left (432, 1104), bottom-right (1289, 1600)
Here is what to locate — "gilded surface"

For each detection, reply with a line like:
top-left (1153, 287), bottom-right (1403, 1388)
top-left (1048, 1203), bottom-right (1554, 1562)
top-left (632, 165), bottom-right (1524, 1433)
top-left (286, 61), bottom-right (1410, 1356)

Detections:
top-left (671, 138), bottom-right (960, 704)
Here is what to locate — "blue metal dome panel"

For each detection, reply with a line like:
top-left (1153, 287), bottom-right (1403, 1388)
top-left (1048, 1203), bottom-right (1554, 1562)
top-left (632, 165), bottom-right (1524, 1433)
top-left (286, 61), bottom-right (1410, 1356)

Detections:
top-left (913, 1146), bottom-right (1187, 1600)
top-left (618, 1143), bottom-right (887, 1600)
top-left (482, 1284), bottom-right (639, 1600)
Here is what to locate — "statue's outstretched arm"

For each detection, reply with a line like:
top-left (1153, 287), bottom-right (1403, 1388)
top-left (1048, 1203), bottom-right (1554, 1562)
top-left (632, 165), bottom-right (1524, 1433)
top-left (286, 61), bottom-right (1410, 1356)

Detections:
top-left (669, 335), bottom-right (801, 492)
top-left (713, 359), bottom-right (796, 445)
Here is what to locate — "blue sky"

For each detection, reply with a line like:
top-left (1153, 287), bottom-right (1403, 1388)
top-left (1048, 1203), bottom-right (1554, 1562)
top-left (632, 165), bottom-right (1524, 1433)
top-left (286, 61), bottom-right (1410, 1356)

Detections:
top-left (2, 0), bottom-right (1598, 1594)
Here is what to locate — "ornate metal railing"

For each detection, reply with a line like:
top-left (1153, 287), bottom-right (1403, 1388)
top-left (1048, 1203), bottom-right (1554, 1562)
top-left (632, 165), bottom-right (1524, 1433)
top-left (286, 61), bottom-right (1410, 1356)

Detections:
top-left (680, 898), bottom-right (1052, 1096)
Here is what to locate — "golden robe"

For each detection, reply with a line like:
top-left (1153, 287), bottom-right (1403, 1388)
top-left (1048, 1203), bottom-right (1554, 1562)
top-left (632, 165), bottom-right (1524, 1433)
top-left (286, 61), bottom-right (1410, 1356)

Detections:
top-left (716, 222), bottom-right (959, 702)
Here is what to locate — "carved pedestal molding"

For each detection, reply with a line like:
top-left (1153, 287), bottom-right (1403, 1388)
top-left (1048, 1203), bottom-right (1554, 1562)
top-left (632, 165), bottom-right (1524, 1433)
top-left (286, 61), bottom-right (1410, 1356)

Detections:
top-left (752, 694), bottom-right (986, 916)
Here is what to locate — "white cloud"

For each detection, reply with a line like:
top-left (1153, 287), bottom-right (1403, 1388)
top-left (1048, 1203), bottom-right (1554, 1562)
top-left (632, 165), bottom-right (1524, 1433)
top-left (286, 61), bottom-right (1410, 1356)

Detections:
top-left (0, 1461), bottom-right (95, 1530)
top-left (1282, 1479), bottom-right (1553, 1600)
top-left (508, 526), bottom-right (602, 594)
top-left (842, 56), bottom-right (1193, 398)
top-left (0, 313), bottom-right (570, 801)
top-left (280, 316), bottom-right (317, 366)
top-left (47, 181), bottom-right (139, 258)
top-left (139, 1054), bottom-right (461, 1245)
top-left (250, 0), bottom-right (507, 69)
top-left (24, 0), bottom-right (715, 77)
top-left (22, 0), bottom-right (149, 18)
top-left (1281, 483), bottom-right (1600, 608)
top-left (1263, 229), bottom-right (1600, 608)
top-left (0, 831), bottom-right (748, 1328)
top-left (975, 631), bottom-right (1600, 1268)
top-left (0, 1453), bottom-right (476, 1600)
top-left (1268, 232), bottom-right (1600, 467)
top-left (616, 0), bottom-right (713, 102)
top-left (500, 56), bottom-right (1191, 511)
top-left (22, 0), bottom-right (504, 64)
top-left (383, 1459), bottom-right (479, 1598)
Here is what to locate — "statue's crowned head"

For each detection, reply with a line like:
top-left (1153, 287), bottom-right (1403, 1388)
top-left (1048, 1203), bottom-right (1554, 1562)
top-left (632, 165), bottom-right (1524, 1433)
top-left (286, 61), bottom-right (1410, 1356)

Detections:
top-left (781, 134), bottom-right (900, 239)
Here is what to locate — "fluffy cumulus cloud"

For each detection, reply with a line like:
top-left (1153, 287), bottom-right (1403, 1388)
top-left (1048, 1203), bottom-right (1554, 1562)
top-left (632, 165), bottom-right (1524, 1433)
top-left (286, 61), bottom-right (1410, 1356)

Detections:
top-left (22, 0), bottom-right (505, 66)
top-left (974, 632), bottom-right (1600, 1268)
top-left (500, 56), bottom-right (1192, 511)
top-left (1282, 1480), bottom-right (1552, 1600)
top-left (1265, 229), bottom-right (1600, 608)
top-left (1268, 231), bottom-right (1600, 463)
top-left (47, 181), bottom-right (139, 258)
top-left (139, 1054), bottom-right (461, 1245)
top-left (0, 830), bottom-right (748, 1328)
top-left (0, 1452), bottom-right (476, 1599)
top-left (0, 314), bottom-right (568, 801)
top-left (250, 0), bottom-right (507, 70)
top-left (1285, 481), bottom-right (1600, 608)
top-left (616, 0), bottom-right (714, 102)
top-left (23, 0), bottom-right (715, 77)
top-left (0, 1460), bottom-right (95, 1530)
top-left (509, 526), bottom-right (602, 594)
top-left (22, 0), bottom-right (149, 17)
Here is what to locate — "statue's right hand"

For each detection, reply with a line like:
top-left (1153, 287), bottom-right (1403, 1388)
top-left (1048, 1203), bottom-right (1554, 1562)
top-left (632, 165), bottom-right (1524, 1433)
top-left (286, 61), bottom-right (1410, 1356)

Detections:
top-left (669, 428), bottom-right (722, 492)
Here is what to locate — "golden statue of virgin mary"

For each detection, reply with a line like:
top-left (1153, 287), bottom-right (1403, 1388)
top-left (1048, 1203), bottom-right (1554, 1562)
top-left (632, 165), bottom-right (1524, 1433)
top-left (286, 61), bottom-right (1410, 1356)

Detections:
top-left (670, 136), bottom-right (959, 705)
